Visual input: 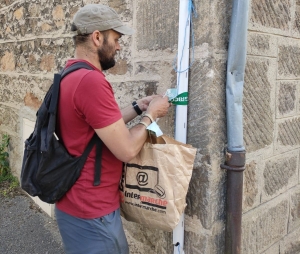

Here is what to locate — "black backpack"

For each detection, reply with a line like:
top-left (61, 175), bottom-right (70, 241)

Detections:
top-left (21, 62), bottom-right (103, 204)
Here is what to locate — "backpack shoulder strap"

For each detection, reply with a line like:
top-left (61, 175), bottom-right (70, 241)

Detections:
top-left (61, 62), bottom-right (94, 79)
top-left (62, 62), bottom-right (103, 186)
top-left (79, 133), bottom-right (103, 186)
top-left (94, 137), bottom-right (103, 186)
top-left (49, 62), bottom-right (94, 114)
top-left (50, 62), bottom-right (103, 186)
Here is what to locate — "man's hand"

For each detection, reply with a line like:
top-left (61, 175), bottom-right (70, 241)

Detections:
top-left (145, 96), bottom-right (170, 120)
top-left (136, 95), bottom-right (162, 112)
top-left (96, 95), bottom-right (170, 162)
top-left (121, 94), bottom-right (171, 124)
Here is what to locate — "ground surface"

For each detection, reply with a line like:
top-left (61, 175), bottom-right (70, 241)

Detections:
top-left (0, 181), bottom-right (64, 254)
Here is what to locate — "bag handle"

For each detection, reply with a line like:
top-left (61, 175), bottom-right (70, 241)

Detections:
top-left (146, 133), bottom-right (166, 145)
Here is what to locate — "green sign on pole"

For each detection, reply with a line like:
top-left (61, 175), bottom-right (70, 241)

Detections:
top-left (170, 92), bottom-right (189, 105)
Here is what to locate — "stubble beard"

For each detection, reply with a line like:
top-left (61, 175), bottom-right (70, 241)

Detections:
top-left (97, 38), bottom-right (116, 71)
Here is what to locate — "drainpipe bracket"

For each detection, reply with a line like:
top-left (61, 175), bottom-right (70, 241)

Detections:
top-left (220, 150), bottom-right (246, 172)
top-left (220, 164), bottom-right (245, 172)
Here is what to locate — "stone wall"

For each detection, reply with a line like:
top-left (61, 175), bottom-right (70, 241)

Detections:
top-left (1, 0), bottom-right (300, 253)
top-left (242, 0), bottom-right (300, 253)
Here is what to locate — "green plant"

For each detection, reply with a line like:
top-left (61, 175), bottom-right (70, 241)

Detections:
top-left (0, 134), bottom-right (10, 177)
top-left (0, 134), bottom-right (19, 193)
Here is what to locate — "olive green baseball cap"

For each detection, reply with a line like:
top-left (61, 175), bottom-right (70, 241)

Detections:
top-left (71, 4), bottom-right (134, 35)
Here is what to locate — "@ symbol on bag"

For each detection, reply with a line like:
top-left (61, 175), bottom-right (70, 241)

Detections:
top-left (125, 163), bottom-right (166, 199)
top-left (136, 172), bottom-right (148, 186)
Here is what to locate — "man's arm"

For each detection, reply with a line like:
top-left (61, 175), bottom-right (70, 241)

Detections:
top-left (95, 117), bottom-right (150, 162)
top-left (95, 96), bottom-right (169, 162)
top-left (121, 95), bottom-right (162, 124)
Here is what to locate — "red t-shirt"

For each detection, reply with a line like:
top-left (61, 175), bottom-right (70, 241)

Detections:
top-left (55, 59), bottom-right (123, 219)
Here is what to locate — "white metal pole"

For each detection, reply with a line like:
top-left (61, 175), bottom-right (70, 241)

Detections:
top-left (173, 0), bottom-right (191, 253)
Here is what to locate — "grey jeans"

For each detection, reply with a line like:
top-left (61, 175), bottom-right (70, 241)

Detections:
top-left (55, 206), bottom-right (129, 254)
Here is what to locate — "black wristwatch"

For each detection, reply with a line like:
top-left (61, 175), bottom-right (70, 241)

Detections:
top-left (132, 101), bottom-right (142, 115)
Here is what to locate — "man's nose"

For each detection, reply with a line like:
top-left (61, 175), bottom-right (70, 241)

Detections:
top-left (116, 41), bottom-right (121, 51)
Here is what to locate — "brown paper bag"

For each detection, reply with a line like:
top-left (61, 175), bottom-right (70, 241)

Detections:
top-left (119, 134), bottom-right (197, 231)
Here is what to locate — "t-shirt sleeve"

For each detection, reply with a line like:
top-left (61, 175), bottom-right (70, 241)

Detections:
top-left (73, 71), bottom-right (122, 129)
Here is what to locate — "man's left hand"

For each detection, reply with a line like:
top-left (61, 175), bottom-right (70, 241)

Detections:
top-left (137, 95), bottom-right (163, 112)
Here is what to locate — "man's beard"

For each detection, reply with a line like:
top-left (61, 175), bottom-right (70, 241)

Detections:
top-left (97, 39), bottom-right (116, 71)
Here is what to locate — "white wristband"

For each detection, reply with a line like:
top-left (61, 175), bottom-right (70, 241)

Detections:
top-left (138, 121), bottom-right (149, 128)
top-left (143, 114), bottom-right (154, 123)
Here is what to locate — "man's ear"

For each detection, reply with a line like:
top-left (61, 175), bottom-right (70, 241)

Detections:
top-left (91, 30), bottom-right (103, 47)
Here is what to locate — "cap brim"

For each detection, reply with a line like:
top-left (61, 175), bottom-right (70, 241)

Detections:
top-left (113, 25), bottom-right (135, 35)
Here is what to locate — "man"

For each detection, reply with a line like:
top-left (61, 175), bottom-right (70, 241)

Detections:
top-left (54, 4), bottom-right (170, 254)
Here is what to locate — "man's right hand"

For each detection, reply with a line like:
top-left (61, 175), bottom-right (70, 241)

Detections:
top-left (145, 96), bottom-right (170, 120)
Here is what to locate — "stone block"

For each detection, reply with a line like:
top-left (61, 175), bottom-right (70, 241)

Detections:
top-left (289, 187), bottom-right (300, 233)
top-left (187, 58), bottom-right (226, 153)
top-left (191, 0), bottom-right (232, 52)
top-left (184, 220), bottom-right (225, 254)
top-left (0, 75), bottom-right (29, 105)
top-left (243, 160), bottom-right (259, 211)
top-left (14, 6), bottom-right (24, 20)
top-left (292, 0), bottom-right (300, 38)
top-left (24, 92), bottom-right (41, 110)
top-left (0, 74), bottom-right (52, 106)
top-left (261, 243), bottom-right (280, 254)
top-left (108, 0), bottom-right (132, 21)
top-left (0, 38), bottom-right (75, 74)
top-left (298, 83), bottom-right (300, 114)
top-left (5, 133), bottom-right (24, 178)
top-left (52, 5), bottom-right (65, 28)
top-left (207, 59), bottom-right (227, 152)
top-left (276, 81), bottom-right (297, 118)
top-left (276, 117), bottom-right (300, 152)
top-left (0, 0), bottom-right (15, 8)
top-left (176, 57), bottom-right (227, 231)
top-left (243, 57), bottom-right (276, 153)
top-left (186, 156), bottom-right (226, 230)
top-left (261, 152), bottom-right (298, 202)
top-left (211, 0), bottom-right (232, 52)
top-left (247, 32), bottom-right (277, 57)
top-left (114, 78), bottom-right (175, 135)
top-left (133, 61), bottom-right (176, 89)
top-left (0, 105), bottom-right (19, 134)
top-left (0, 51), bottom-right (16, 71)
top-left (278, 38), bottom-right (300, 79)
top-left (208, 222), bottom-right (226, 254)
top-left (185, 162), bottom-right (210, 228)
top-left (187, 97), bottom-right (211, 151)
top-left (107, 59), bottom-right (129, 76)
top-left (39, 54), bottom-right (55, 72)
top-left (242, 198), bottom-right (289, 253)
top-left (136, 0), bottom-right (178, 50)
top-left (184, 231), bottom-right (208, 254)
top-left (112, 81), bottom-right (159, 109)
top-left (180, 57), bottom-right (227, 230)
top-left (249, 0), bottom-right (292, 36)
top-left (280, 227), bottom-right (300, 254)
top-left (0, 1), bottom-right (82, 40)
top-left (122, 219), bottom-right (173, 254)
top-left (111, 78), bottom-right (175, 136)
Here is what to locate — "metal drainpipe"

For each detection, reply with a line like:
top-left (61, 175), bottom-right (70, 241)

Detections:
top-left (220, 0), bottom-right (250, 253)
